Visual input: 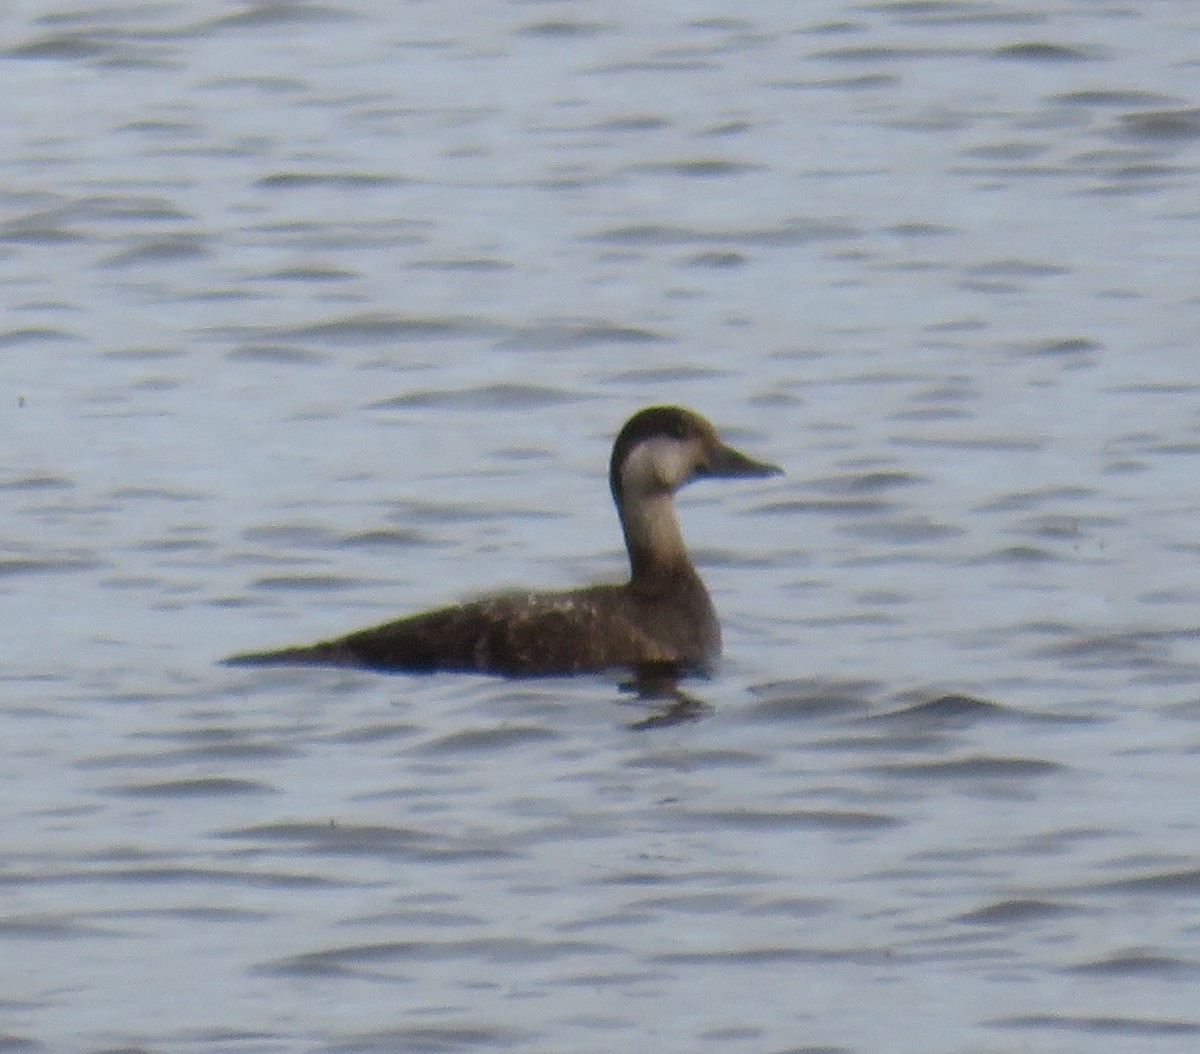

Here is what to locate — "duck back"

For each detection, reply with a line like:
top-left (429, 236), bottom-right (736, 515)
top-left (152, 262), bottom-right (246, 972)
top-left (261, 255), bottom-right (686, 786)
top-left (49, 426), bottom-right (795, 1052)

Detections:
top-left (225, 571), bottom-right (718, 677)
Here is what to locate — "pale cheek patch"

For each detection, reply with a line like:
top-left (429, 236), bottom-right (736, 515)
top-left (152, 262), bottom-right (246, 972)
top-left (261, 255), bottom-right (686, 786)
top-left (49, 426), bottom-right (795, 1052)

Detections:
top-left (620, 438), bottom-right (695, 494)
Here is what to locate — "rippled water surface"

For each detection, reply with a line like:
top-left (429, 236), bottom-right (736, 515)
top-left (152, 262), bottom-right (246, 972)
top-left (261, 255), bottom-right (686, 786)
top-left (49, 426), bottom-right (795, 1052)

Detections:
top-left (5, 1), bottom-right (1200, 1051)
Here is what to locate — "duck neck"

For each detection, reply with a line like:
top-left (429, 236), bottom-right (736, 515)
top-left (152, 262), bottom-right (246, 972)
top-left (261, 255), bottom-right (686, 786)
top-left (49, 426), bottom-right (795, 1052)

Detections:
top-left (617, 489), bottom-right (696, 592)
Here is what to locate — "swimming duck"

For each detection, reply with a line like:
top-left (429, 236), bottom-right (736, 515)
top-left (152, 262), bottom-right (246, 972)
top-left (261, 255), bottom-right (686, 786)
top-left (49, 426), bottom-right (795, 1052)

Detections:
top-left (224, 405), bottom-right (781, 677)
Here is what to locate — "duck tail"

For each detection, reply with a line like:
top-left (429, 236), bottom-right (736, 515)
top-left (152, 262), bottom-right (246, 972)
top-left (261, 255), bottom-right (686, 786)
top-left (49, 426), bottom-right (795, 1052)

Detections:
top-left (220, 641), bottom-right (357, 668)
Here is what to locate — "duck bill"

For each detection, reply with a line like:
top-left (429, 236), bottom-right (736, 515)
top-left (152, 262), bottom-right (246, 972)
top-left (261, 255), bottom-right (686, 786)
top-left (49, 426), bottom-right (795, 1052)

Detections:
top-left (704, 443), bottom-right (783, 479)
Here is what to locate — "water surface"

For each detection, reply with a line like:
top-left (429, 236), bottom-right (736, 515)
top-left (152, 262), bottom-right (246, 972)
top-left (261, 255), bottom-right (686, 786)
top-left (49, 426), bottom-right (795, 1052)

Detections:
top-left (4, 1), bottom-right (1200, 1051)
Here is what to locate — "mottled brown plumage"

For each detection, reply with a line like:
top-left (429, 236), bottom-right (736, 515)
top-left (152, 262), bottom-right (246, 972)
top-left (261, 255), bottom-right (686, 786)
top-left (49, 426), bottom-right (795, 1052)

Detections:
top-left (224, 406), bottom-right (780, 677)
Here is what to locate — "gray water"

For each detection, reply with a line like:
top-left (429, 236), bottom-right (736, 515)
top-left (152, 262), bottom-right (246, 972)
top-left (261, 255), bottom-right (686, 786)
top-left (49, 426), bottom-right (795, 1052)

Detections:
top-left (4, 1), bottom-right (1200, 1051)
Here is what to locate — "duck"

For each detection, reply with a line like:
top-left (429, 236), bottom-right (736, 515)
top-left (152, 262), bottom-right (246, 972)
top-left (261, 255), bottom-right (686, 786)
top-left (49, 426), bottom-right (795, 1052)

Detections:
top-left (223, 405), bottom-right (781, 677)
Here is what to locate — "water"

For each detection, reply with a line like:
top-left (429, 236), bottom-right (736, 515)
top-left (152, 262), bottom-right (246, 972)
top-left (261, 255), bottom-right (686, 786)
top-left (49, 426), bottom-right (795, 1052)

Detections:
top-left (3, 1), bottom-right (1200, 1051)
